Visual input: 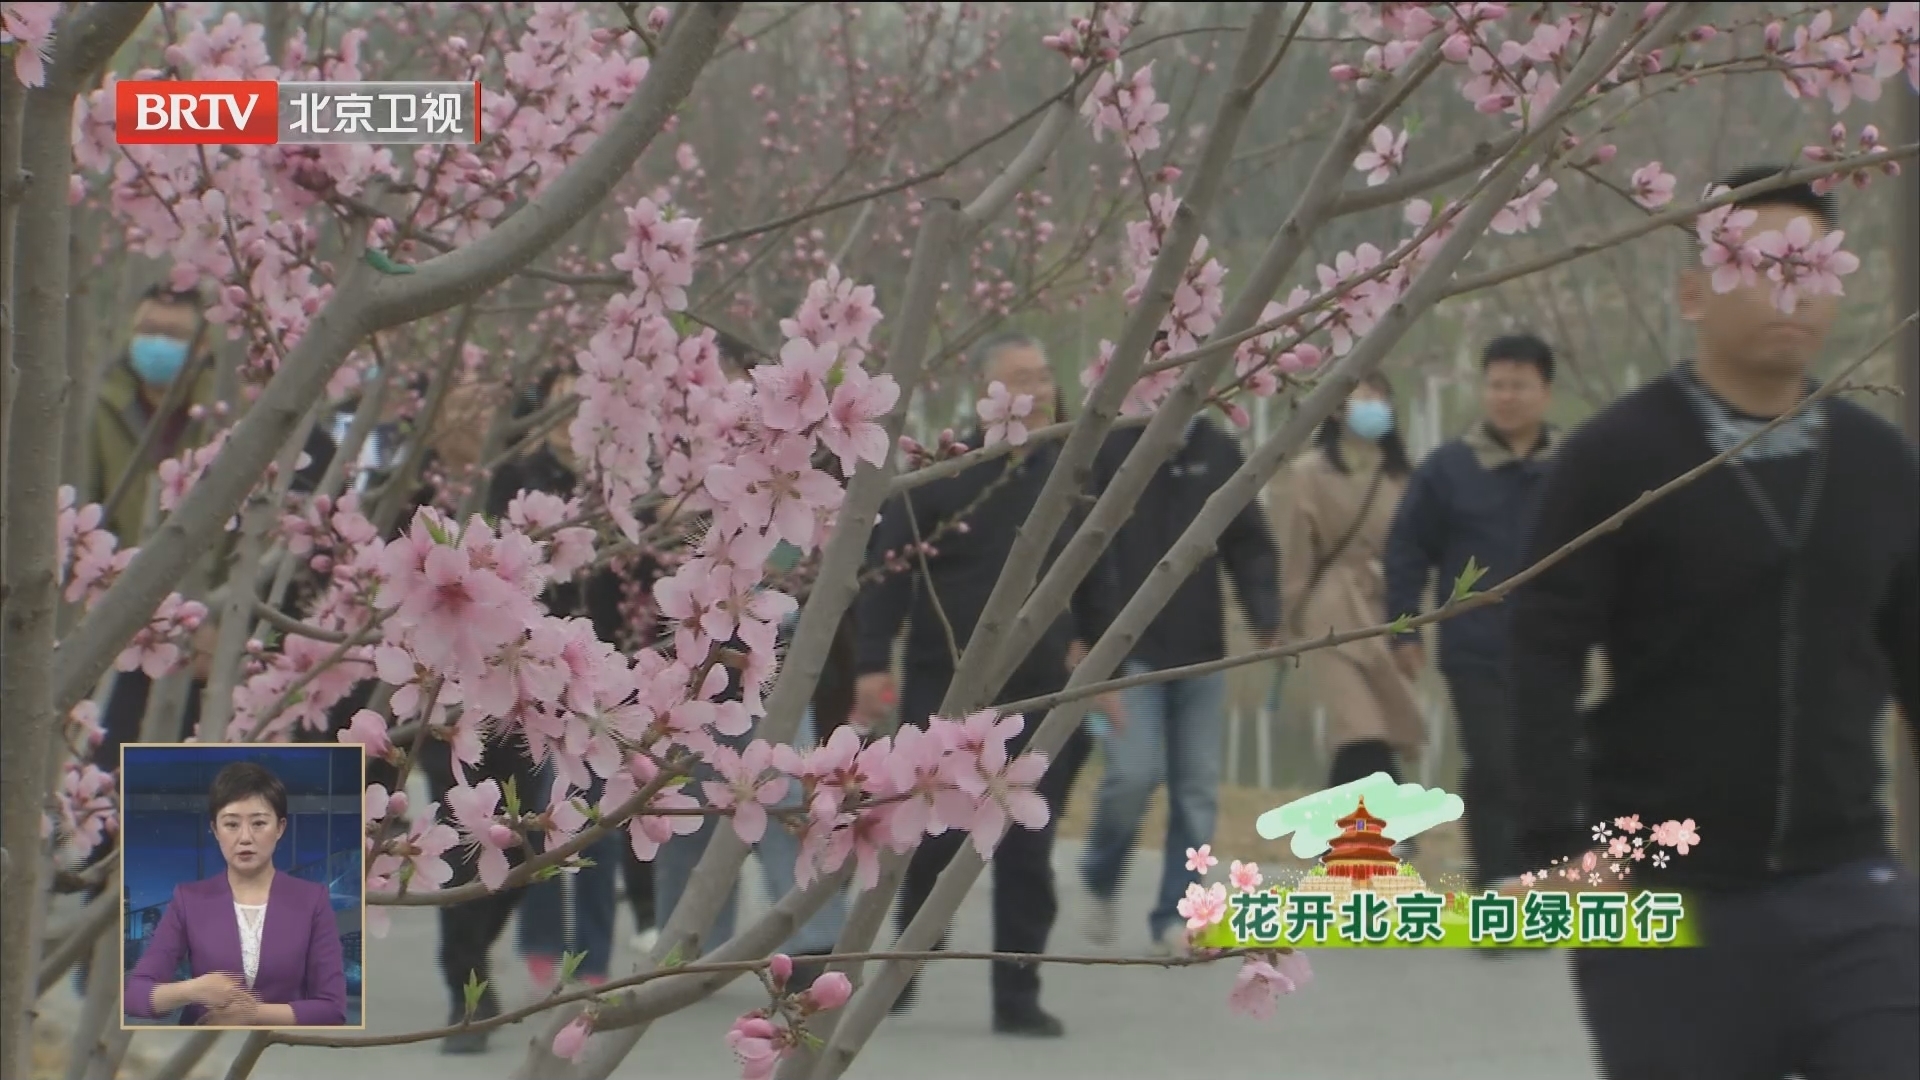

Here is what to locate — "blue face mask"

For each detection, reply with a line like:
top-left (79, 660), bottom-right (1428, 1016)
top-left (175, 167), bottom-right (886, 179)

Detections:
top-left (1346, 398), bottom-right (1395, 442)
top-left (129, 335), bottom-right (189, 387)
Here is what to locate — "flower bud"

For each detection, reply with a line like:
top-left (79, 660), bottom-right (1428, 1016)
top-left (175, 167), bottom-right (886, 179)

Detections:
top-left (805, 971), bottom-right (854, 1011)
top-left (769, 953), bottom-right (793, 989)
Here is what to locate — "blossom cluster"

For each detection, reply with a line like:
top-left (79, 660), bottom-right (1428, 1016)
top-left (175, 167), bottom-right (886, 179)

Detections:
top-left (720, 954), bottom-right (856, 1077)
top-left (1171, 847), bottom-right (1316, 1020)
top-left (55, 486), bottom-right (208, 678)
top-left (1694, 188), bottom-right (1859, 314)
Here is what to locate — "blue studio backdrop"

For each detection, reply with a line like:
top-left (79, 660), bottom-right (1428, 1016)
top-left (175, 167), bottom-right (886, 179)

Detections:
top-left (121, 744), bottom-right (364, 1026)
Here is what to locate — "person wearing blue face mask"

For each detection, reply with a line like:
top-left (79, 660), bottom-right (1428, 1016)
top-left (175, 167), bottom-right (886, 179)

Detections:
top-left (1276, 371), bottom-right (1425, 818)
top-left (86, 284), bottom-right (219, 544)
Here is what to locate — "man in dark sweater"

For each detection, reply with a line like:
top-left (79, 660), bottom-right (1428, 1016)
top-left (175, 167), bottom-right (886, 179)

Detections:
top-left (1385, 333), bottom-right (1559, 893)
top-left (1077, 411), bottom-right (1281, 956)
top-left (852, 330), bottom-right (1115, 1037)
top-left (1500, 167), bottom-right (1918, 1079)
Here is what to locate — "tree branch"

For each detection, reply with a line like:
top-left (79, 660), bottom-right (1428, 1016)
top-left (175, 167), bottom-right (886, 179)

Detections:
top-left (278, 944), bottom-right (1255, 1050)
top-left (1441, 143), bottom-right (1918, 300)
top-left (518, 200), bottom-right (964, 1080)
top-left (35, 865), bottom-right (119, 996)
top-left (50, 3), bottom-right (741, 717)
top-left (979, 73), bottom-right (1398, 702)
top-left (1001, 313), bottom-right (1914, 716)
top-left (1330, 131), bottom-right (1525, 216)
top-left (249, 599), bottom-right (352, 645)
top-left (812, 10), bottom-right (1298, 1077)
top-left (943, 4), bottom-right (1287, 729)
top-left (811, 9), bottom-right (1685, 1078)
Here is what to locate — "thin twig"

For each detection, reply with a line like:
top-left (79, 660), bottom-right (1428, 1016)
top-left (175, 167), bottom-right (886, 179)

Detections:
top-left (900, 493), bottom-right (960, 667)
top-left (1000, 313), bottom-right (1917, 719)
top-left (262, 946), bottom-right (1269, 1049)
top-left (249, 600), bottom-right (352, 645)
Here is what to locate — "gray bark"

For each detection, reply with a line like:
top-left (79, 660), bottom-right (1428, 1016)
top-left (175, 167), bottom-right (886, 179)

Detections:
top-left (35, 868), bottom-right (118, 997)
top-left (63, 909), bottom-right (124, 1080)
top-left (0, 9), bottom-right (156, 1078)
top-left (147, 1032), bottom-right (224, 1080)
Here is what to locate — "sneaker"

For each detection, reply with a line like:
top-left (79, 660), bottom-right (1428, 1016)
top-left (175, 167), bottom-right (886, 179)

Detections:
top-left (1086, 893), bottom-right (1118, 947)
top-left (1148, 924), bottom-right (1189, 958)
top-left (631, 927), bottom-right (661, 955)
top-left (992, 1001), bottom-right (1066, 1037)
top-left (525, 954), bottom-right (558, 991)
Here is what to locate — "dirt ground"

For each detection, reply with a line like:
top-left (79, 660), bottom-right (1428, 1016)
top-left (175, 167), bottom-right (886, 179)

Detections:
top-left (1056, 756), bottom-right (1471, 887)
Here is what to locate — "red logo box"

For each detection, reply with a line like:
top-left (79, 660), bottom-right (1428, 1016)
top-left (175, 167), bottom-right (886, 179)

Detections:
top-left (115, 80), bottom-right (280, 145)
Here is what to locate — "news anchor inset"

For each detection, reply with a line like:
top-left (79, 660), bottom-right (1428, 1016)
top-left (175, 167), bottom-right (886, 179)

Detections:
top-left (123, 756), bottom-right (355, 1027)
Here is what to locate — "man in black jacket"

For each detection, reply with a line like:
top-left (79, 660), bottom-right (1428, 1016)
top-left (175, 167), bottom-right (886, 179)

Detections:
top-left (1384, 333), bottom-right (1559, 894)
top-left (852, 331), bottom-right (1115, 1037)
top-left (1077, 410), bottom-right (1281, 956)
top-left (1501, 167), bottom-right (1918, 1079)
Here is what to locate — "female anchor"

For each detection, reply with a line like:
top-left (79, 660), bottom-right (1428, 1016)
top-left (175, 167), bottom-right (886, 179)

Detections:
top-left (124, 762), bottom-right (349, 1026)
top-left (1276, 372), bottom-right (1427, 802)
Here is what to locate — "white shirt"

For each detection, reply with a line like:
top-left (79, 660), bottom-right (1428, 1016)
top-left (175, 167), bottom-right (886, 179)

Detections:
top-left (234, 902), bottom-right (268, 988)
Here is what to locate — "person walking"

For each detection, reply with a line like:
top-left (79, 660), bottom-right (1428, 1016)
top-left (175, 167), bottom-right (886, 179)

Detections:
top-left (851, 330), bottom-right (1114, 1037)
top-left (1384, 333), bottom-right (1559, 892)
top-left (1500, 166), bottom-right (1917, 1079)
top-left (1275, 372), bottom-right (1425, 799)
top-left (1079, 412), bottom-right (1282, 956)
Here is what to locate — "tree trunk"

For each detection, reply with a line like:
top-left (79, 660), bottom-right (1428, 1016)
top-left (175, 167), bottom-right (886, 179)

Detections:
top-left (1895, 86), bottom-right (1918, 873)
top-left (1, 69), bottom-right (85, 1080)
top-left (0, 10), bottom-right (156, 1075)
top-left (1, 72), bottom-right (25, 643)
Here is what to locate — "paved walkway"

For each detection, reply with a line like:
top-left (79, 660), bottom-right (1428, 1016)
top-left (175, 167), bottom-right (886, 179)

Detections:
top-left (43, 837), bottom-right (1606, 1080)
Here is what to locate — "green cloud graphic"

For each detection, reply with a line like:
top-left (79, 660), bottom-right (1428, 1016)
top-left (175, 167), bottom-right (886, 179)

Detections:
top-left (1254, 773), bottom-right (1465, 859)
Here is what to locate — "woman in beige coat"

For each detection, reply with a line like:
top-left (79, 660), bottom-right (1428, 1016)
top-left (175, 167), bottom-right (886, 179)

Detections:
top-left (1276, 372), bottom-right (1426, 792)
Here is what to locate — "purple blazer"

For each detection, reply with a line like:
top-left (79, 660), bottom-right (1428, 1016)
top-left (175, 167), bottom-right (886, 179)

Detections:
top-left (124, 871), bottom-right (348, 1026)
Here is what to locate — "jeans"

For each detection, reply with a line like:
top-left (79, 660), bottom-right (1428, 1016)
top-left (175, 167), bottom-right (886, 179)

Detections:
top-left (1572, 858), bottom-right (1918, 1079)
top-left (518, 765), bottom-right (620, 978)
top-left (652, 707), bottom-right (850, 956)
top-left (1079, 660), bottom-right (1228, 940)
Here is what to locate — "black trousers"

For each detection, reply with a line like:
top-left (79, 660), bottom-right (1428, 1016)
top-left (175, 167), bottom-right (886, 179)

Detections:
top-left (1440, 661), bottom-right (1518, 889)
top-left (893, 664), bottom-right (1092, 1012)
top-left (93, 669), bottom-right (201, 770)
top-left (420, 735), bottom-right (541, 1012)
top-left (1328, 739), bottom-right (1399, 788)
top-left (1573, 858), bottom-right (1919, 1079)
top-left (623, 846), bottom-right (656, 932)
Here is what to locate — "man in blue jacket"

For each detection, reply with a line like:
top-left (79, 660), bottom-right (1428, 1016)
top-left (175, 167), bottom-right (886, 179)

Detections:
top-left (1383, 333), bottom-right (1558, 894)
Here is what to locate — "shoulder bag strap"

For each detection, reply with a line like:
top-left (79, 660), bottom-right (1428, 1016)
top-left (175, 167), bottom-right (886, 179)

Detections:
top-left (1300, 465), bottom-right (1386, 614)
